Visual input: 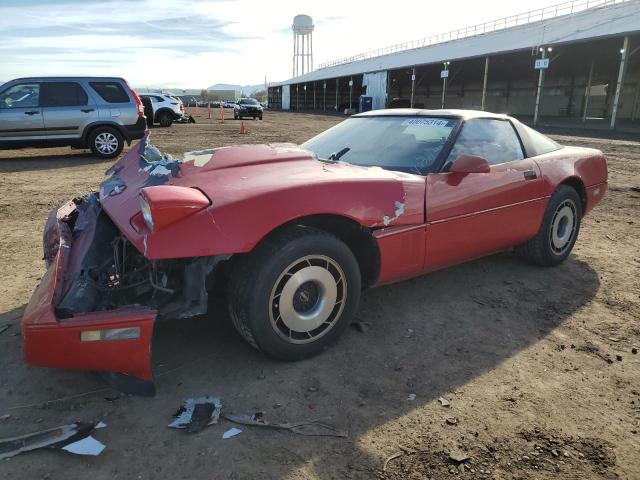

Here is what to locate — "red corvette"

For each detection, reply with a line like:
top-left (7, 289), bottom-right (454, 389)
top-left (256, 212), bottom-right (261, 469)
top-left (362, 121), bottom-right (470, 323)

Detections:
top-left (22, 109), bottom-right (607, 394)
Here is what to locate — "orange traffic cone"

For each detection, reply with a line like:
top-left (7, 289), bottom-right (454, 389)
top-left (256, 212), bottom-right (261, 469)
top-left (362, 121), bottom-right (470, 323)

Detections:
top-left (207, 103), bottom-right (211, 119)
top-left (239, 121), bottom-right (246, 134)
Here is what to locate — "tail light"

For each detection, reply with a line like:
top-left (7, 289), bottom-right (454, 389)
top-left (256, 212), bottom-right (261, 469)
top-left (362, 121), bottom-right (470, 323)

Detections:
top-left (125, 80), bottom-right (145, 117)
top-left (138, 186), bottom-right (210, 232)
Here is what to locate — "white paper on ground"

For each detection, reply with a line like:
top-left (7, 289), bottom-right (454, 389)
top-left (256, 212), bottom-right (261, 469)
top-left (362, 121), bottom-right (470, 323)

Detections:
top-left (222, 428), bottom-right (242, 439)
top-left (62, 436), bottom-right (106, 456)
top-left (95, 422), bottom-right (107, 429)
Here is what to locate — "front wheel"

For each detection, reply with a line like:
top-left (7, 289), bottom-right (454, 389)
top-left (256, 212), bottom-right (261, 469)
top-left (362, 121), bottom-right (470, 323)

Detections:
top-left (518, 184), bottom-right (582, 266)
top-left (228, 226), bottom-right (361, 360)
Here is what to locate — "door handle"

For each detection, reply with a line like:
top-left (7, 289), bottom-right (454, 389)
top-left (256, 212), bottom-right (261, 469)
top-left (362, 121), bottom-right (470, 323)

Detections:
top-left (24, 110), bottom-right (40, 115)
top-left (524, 170), bottom-right (537, 180)
top-left (81, 108), bottom-right (95, 113)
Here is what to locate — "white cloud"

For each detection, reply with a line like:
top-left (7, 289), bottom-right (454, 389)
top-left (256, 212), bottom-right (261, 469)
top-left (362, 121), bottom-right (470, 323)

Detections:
top-left (0, 0), bottom-right (561, 88)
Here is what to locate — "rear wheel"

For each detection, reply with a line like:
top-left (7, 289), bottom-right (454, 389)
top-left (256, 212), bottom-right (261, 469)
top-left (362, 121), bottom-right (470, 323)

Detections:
top-left (259, 114), bottom-right (263, 120)
top-left (89, 127), bottom-right (123, 159)
top-left (518, 184), bottom-right (582, 266)
top-left (158, 111), bottom-right (173, 127)
top-left (228, 226), bottom-right (361, 360)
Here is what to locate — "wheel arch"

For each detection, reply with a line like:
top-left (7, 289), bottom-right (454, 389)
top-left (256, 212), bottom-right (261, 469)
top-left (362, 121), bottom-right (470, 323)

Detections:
top-left (256, 214), bottom-right (381, 289)
top-left (154, 108), bottom-right (174, 122)
top-left (558, 176), bottom-right (587, 215)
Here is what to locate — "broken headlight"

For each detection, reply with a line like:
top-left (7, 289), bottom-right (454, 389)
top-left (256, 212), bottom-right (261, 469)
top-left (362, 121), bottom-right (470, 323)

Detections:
top-left (140, 195), bottom-right (154, 231)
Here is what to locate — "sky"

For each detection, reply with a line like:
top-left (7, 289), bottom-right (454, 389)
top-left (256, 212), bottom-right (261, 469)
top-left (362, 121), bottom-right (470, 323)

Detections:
top-left (0, 0), bottom-right (563, 89)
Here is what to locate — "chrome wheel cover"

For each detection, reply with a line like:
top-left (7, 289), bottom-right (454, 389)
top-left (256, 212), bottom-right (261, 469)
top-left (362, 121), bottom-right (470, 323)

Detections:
top-left (95, 132), bottom-right (118, 154)
top-left (549, 199), bottom-right (577, 255)
top-left (269, 255), bottom-right (347, 344)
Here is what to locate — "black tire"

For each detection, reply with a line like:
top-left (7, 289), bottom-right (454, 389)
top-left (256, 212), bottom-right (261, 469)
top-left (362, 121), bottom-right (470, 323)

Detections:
top-left (234, 113), bottom-right (239, 120)
top-left (228, 226), bottom-right (361, 360)
top-left (88, 126), bottom-right (123, 159)
top-left (158, 111), bottom-right (173, 127)
top-left (259, 114), bottom-right (263, 120)
top-left (518, 184), bottom-right (582, 266)
top-left (252, 116), bottom-right (256, 120)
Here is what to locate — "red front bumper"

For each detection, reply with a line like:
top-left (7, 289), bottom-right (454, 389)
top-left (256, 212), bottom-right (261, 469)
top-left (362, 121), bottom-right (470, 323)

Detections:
top-left (21, 200), bottom-right (157, 385)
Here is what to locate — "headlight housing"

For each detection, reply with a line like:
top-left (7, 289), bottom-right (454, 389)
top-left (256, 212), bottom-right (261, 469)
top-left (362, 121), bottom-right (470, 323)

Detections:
top-left (138, 186), bottom-right (211, 233)
top-left (140, 195), bottom-right (154, 230)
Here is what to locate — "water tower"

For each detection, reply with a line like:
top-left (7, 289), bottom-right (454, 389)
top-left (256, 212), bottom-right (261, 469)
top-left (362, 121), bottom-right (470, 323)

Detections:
top-left (292, 15), bottom-right (314, 77)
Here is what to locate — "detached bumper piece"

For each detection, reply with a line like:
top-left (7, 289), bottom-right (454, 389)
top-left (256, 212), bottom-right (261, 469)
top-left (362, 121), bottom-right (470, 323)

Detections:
top-left (22, 196), bottom-right (157, 395)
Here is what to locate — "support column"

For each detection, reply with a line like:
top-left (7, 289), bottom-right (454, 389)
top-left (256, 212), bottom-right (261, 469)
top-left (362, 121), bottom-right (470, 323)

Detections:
top-left (481, 56), bottom-right (489, 111)
top-left (323, 82), bottom-right (326, 111)
top-left (533, 50), bottom-right (546, 126)
top-left (335, 78), bottom-right (339, 111)
top-left (410, 66), bottom-right (416, 108)
top-left (441, 62), bottom-right (449, 109)
top-left (610, 36), bottom-right (630, 130)
top-left (582, 60), bottom-right (594, 122)
top-left (631, 80), bottom-right (640, 122)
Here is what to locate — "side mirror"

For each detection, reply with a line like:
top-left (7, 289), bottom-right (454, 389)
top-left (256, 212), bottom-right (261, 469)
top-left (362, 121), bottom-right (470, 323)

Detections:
top-left (449, 155), bottom-right (490, 174)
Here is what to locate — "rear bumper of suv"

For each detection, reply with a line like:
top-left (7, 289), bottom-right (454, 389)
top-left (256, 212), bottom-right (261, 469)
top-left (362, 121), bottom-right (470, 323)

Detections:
top-left (124, 117), bottom-right (148, 141)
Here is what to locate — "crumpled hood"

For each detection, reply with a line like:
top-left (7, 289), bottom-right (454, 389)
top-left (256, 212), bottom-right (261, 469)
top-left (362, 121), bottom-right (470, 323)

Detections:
top-left (99, 134), bottom-right (425, 259)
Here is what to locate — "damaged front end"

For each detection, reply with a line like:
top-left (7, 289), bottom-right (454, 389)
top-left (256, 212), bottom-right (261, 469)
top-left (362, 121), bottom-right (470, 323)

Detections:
top-left (22, 136), bottom-right (222, 395)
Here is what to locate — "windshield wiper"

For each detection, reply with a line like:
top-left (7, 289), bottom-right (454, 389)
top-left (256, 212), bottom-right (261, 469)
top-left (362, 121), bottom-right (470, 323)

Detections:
top-left (327, 147), bottom-right (350, 162)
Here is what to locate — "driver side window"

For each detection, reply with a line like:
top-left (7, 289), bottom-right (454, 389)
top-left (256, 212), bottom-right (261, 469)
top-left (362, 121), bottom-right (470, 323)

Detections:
top-left (446, 119), bottom-right (524, 167)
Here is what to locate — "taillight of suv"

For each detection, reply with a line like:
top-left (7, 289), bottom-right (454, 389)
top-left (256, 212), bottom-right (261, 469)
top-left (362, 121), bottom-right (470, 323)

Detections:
top-left (125, 80), bottom-right (145, 117)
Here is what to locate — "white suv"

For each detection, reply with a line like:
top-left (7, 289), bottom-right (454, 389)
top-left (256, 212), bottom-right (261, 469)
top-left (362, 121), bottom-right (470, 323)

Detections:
top-left (139, 93), bottom-right (185, 127)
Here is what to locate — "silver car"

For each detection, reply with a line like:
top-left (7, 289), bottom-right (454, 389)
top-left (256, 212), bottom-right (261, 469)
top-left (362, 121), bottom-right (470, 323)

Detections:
top-left (0, 77), bottom-right (147, 158)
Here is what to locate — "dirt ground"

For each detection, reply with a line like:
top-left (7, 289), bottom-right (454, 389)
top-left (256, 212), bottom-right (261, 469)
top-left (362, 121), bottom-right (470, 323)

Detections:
top-left (1, 109), bottom-right (639, 480)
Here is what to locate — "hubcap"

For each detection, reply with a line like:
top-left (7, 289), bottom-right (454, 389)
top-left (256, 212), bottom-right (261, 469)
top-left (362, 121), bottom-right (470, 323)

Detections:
top-left (95, 132), bottom-right (118, 154)
top-left (269, 255), bottom-right (347, 344)
top-left (549, 199), bottom-right (577, 255)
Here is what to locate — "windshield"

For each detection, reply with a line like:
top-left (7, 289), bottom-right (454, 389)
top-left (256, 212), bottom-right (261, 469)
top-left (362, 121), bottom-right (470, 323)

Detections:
top-left (301, 116), bottom-right (459, 175)
top-left (240, 98), bottom-right (259, 105)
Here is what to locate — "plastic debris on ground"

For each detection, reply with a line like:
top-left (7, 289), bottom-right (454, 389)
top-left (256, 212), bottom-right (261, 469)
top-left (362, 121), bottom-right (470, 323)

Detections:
top-left (222, 412), bottom-right (347, 438)
top-left (438, 397), bottom-right (451, 407)
top-left (222, 428), bottom-right (242, 439)
top-left (407, 393), bottom-right (416, 401)
top-left (0, 421), bottom-right (105, 460)
top-left (168, 396), bottom-right (222, 433)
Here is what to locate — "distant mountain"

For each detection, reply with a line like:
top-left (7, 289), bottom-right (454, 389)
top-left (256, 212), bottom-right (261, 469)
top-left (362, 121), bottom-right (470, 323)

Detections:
top-left (207, 83), bottom-right (265, 95)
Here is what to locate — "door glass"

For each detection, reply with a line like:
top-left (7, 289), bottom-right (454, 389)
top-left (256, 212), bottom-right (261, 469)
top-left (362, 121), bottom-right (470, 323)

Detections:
top-left (446, 119), bottom-right (524, 167)
top-left (41, 82), bottom-right (88, 107)
top-left (0, 83), bottom-right (40, 109)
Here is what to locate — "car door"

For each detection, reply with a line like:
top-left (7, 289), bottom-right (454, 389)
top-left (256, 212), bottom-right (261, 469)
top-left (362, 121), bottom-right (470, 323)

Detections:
top-left (424, 118), bottom-right (546, 272)
top-left (41, 81), bottom-right (97, 138)
top-left (0, 82), bottom-right (44, 140)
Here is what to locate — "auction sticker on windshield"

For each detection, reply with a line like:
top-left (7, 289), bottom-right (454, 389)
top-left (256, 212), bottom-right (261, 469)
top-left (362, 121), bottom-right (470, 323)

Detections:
top-left (401, 118), bottom-right (451, 127)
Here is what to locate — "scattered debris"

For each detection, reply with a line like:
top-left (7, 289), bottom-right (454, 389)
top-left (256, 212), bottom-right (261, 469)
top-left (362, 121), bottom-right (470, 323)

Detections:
top-left (307, 386), bottom-right (318, 393)
top-left (222, 427), bottom-right (242, 439)
top-left (383, 452), bottom-right (405, 472)
top-left (446, 417), bottom-right (459, 426)
top-left (616, 355), bottom-right (623, 362)
top-left (350, 321), bottom-right (371, 333)
top-left (0, 324), bottom-right (10, 335)
top-left (168, 397), bottom-right (222, 433)
top-left (632, 347), bottom-right (638, 355)
top-left (0, 414), bottom-right (10, 421)
top-left (0, 421), bottom-right (103, 460)
top-left (222, 412), bottom-right (347, 438)
top-left (631, 186), bottom-right (640, 193)
top-left (438, 397), bottom-right (451, 407)
top-left (61, 435), bottom-right (105, 456)
top-left (407, 393), bottom-right (417, 401)
top-left (449, 448), bottom-right (470, 463)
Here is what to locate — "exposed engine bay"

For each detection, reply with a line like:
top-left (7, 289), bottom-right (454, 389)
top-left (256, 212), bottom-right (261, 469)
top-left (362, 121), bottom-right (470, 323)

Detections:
top-left (51, 193), bottom-right (224, 321)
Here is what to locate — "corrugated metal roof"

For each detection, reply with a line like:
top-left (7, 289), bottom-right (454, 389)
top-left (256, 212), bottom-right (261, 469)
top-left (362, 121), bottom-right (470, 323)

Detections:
top-left (270, 0), bottom-right (640, 87)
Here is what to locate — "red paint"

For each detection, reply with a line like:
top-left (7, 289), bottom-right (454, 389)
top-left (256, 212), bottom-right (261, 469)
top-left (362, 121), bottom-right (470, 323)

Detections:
top-left (140, 185), bottom-right (210, 231)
